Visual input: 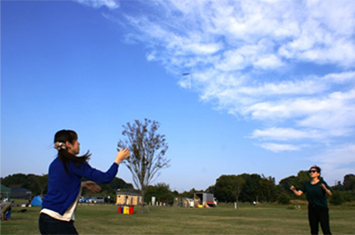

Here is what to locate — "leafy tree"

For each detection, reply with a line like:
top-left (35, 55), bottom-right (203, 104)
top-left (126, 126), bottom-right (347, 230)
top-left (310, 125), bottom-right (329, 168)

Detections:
top-left (117, 119), bottom-right (169, 213)
top-left (298, 170), bottom-right (313, 185)
top-left (172, 190), bottom-right (179, 197)
top-left (331, 181), bottom-right (344, 191)
top-left (2, 173), bottom-right (28, 188)
top-left (180, 188), bottom-right (198, 198)
top-left (239, 174), bottom-right (261, 202)
top-left (258, 175), bottom-right (277, 202)
top-left (277, 192), bottom-right (291, 205)
top-left (144, 185), bottom-right (156, 204)
top-left (329, 191), bottom-right (344, 205)
top-left (155, 183), bottom-right (174, 205)
top-left (231, 175), bottom-right (246, 208)
top-left (206, 185), bottom-right (215, 194)
top-left (214, 175), bottom-right (246, 205)
top-left (145, 183), bottom-right (174, 205)
top-left (279, 175), bottom-right (298, 191)
top-left (30, 174), bottom-right (48, 196)
top-left (2, 173), bottom-right (44, 196)
top-left (343, 174), bottom-right (355, 190)
top-left (214, 175), bottom-right (235, 202)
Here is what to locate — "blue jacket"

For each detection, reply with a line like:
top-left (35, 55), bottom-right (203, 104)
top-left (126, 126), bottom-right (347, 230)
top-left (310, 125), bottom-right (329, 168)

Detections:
top-left (42, 157), bottom-right (118, 215)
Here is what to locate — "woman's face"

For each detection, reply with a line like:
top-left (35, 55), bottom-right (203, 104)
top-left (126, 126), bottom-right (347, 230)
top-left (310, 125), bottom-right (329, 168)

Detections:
top-left (67, 139), bottom-right (80, 155)
top-left (309, 168), bottom-right (320, 179)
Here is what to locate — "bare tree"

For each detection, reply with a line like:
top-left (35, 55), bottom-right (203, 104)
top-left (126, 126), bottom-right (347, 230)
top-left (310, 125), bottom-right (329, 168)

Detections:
top-left (117, 119), bottom-right (169, 213)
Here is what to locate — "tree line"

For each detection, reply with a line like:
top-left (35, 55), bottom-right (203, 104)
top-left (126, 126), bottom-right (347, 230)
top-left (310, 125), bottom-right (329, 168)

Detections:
top-left (209, 172), bottom-right (355, 205)
top-left (144, 172), bottom-right (355, 206)
top-left (2, 171), bottom-right (355, 205)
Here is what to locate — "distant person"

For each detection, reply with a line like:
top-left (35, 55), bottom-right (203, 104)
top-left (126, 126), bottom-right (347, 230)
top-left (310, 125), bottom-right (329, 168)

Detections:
top-left (1, 201), bottom-right (11, 221)
top-left (39, 130), bottom-right (130, 235)
top-left (290, 166), bottom-right (332, 235)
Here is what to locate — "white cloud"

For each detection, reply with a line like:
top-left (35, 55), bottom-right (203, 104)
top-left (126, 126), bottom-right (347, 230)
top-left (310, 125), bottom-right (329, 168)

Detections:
top-left (297, 89), bottom-right (355, 130)
top-left (84, 0), bottom-right (355, 154)
top-left (277, 0), bottom-right (355, 66)
top-left (216, 50), bottom-right (246, 72)
top-left (238, 79), bottom-right (327, 96)
top-left (312, 144), bottom-right (355, 183)
top-left (323, 71), bottom-right (355, 84)
top-left (184, 42), bottom-right (223, 55)
top-left (259, 143), bottom-right (300, 152)
top-left (215, 39), bottom-right (285, 71)
top-left (74, 0), bottom-right (119, 9)
top-left (243, 89), bottom-right (355, 135)
top-left (253, 54), bottom-right (284, 70)
top-left (314, 144), bottom-right (355, 166)
top-left (251, 128), bottom-right (323, 141)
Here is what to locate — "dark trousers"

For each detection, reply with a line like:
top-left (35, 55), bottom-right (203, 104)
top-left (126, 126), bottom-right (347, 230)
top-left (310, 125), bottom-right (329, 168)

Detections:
top-left (39, 213), bottom-right (78, 235)
top-left (308, 205), bottom-right (332, 235)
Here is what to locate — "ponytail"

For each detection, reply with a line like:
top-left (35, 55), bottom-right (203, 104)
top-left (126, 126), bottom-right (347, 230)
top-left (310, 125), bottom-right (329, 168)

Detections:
top-left (57, 149), bottom-right (90, 173)
top-left (54, 130), bottom-right (91, 173)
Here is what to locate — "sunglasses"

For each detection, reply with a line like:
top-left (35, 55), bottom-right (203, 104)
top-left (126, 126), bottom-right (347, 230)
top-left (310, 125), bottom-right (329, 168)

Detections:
top-left (309, 170), bottom-right (318, 173)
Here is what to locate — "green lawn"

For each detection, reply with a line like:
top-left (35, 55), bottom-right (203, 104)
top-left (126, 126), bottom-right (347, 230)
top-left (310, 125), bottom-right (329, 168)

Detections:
top-left (1, 203), bottom-right (354, 234)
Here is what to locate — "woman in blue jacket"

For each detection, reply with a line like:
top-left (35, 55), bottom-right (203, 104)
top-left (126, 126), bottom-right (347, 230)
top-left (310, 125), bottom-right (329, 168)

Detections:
top-left (290, 166), bottom-right (332, 235)
top-left (39, 130), bottom-right (130, 235)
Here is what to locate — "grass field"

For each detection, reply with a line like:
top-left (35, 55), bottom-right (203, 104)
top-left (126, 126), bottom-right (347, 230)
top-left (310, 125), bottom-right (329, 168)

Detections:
top-left (1, 203), bottom-right (354, 234)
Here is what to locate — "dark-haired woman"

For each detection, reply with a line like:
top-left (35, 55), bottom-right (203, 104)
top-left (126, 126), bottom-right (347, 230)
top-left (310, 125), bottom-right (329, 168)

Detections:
top-left (39, 130), bottom-right (130, 235)
top-left (290, 166), bottom-right (332, 235)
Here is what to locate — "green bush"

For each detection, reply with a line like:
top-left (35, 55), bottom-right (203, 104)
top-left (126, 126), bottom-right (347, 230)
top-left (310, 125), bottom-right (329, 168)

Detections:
top-left (330, 191), bottom-right (344, 205)
top-left (277, 193), bottom-right (290, 205)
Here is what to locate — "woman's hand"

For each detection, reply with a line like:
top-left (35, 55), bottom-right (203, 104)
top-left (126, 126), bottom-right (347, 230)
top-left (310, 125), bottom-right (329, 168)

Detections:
top-left (115, 148), bottom-right (130, 164)
top-left (81, 181), bottom-right (101, 193)
top-left (321, 183), bottom-right (332, 196)
top-left (290, 185), bottom-right (303, 196)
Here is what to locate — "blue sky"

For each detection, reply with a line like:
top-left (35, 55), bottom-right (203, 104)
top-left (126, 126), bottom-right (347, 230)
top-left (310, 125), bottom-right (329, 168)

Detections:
top-left (2, 0), bottom-right (355, 192)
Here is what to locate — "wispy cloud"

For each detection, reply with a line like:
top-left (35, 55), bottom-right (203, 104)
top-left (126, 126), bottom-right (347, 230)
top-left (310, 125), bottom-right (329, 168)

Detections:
top-left (312, 144), bottom-right (355, 183)
top-left (251, 128), bottom-right (323, 141)
top-left (76, 0), bottom-right (355, 162)
top-left (258, 143), bottom-right (300, 153)
top-left (74, 0), bottom-right (119, 9)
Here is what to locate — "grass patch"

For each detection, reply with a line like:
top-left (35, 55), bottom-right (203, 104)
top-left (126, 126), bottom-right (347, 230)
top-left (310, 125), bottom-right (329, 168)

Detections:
top-left (1, 204), bottom-right (354, 234)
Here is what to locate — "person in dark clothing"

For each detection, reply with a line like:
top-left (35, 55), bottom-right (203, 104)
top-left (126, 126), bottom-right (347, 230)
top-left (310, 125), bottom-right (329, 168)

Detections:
top-left (290, 166), bottom-right (332, 235)
top-left (39, 130), bottom-right (130, 234)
